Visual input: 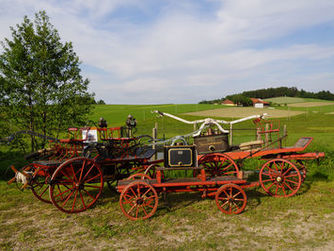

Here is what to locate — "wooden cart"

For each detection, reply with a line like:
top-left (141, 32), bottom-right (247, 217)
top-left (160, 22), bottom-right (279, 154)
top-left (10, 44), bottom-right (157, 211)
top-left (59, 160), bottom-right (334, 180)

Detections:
top-left (153, 111), bottom-right (325, 198)
top-left (117, 145), bottom-right (257, 220)
top-left (8, 126), bottom-right (163, 214)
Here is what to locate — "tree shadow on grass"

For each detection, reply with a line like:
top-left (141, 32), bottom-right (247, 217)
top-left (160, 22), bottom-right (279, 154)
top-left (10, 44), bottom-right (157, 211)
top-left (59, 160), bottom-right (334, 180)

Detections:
top-left (95, 172), bottom-right (329, 217)
top-left (238, 187), bottom-right (274, 214)
top-left (297, 171), bottom-right (330, 196)
top-left (158, 191), bottom-right (203, 214)
top-left (297, 182), bottom-right (311, 196)
top-left (158, 188), bottom-right (268, 216)
top-left (308, 171), bottom-right (329, 181)
top-left (99, 184), bottom-right (120, 204)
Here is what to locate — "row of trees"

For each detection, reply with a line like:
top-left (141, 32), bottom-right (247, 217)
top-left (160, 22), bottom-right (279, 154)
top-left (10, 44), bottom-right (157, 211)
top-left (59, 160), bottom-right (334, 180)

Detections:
top-left (224, 94), bottom-right (253, 106)
top-left (0, 11), bottom-right (103, 152)
top-left (199, 87), bottom-right (334, 104)
top-left (242, 87), bottom-right (334, 100)
top-left (199, 94), bottom-right (253, 106)
top-left (242, 87), bottom-right (299, 99)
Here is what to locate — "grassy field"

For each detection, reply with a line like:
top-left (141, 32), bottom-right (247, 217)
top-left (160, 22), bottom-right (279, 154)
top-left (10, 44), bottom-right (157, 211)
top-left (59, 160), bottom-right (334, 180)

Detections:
top-left (184, 107), bottom-right (305, 118)
top-left (264, 96), bottom-right (332, 104)
top-left (89, 104), bottom-right (223, 127)
top-left (1, 103), bottom-right (334, 250)
top-left (0, 104), bottom-right (222, 179)
top-left (288, 102), bottom-right (334, 107)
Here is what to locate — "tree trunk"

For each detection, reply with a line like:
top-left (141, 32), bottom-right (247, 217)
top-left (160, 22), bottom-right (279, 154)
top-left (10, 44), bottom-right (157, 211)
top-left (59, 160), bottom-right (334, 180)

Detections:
top-left (42, 110), bottom-right (47, 148)
top-left (28, 89), bottom-right (36, 152)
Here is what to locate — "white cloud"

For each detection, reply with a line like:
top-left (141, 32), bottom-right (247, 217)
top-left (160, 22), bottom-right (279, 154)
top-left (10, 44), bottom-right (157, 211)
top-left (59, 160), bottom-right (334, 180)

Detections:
top-left (1, 0), bottom-right (334, 103)
top-left (216, 0), bottom-right (334, 40)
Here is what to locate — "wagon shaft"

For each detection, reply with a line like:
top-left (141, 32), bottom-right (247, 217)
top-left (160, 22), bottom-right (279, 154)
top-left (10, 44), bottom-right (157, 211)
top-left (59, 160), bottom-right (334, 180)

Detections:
top-left (7, 165), bottom-right (34, 190)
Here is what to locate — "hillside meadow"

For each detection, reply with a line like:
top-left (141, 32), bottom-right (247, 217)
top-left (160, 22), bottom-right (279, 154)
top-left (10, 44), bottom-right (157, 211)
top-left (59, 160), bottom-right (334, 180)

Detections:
top-left (1, 102), bottom-right (334, 250)
top-left (264, 96), bottom-right (333, 104)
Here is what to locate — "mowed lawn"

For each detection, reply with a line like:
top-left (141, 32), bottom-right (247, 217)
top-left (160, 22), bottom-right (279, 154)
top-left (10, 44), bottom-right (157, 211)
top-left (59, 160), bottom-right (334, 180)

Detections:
top-left (88, 104), bottom-right (223, 127)
top-left (1, 103), bottom-right (334, 250)
top-left (184, 107), bottom-right (305, 118)
top-left (288, 102), bottom-right (334, 107)
top-left (264, 96), bottom-right (332, 104)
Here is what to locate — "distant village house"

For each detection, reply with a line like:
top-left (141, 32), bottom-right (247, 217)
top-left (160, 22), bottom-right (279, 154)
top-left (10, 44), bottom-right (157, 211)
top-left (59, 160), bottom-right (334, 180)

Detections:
top-left (250, 98), bottom-right (270, 108)
top-left (221, 99), bottom-right (236, 106)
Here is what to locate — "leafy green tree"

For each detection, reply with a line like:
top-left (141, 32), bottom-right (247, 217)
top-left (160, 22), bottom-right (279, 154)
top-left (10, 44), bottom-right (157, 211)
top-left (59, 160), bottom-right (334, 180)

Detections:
top-left (0, 11), bottom-right (94, 151)
top-left (97, 99), bottom-right (106, 105)
top-left (225, 94), bottom-right (252, 106)
top-left (0, 77), bottom-right (9, 139)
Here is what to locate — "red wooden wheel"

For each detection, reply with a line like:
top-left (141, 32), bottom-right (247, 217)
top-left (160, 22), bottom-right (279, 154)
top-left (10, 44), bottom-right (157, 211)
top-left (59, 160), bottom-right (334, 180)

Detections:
top-left (49, 157), bottom-right (104, 213)
top-left (17, 164), bottom-right (52, 203)
top-left (215, 184), bottom-right (247, 214)
top-left (120, 181), bottom-right (158, 220)
top-left (198, 153), bottom-right (240, 177)
top-left (126, 173), bottom-right (152, 180)
top-left (144, 164), bottom-right (164, 179)
top-left (259, 159), bottom-right (301, 198)
top-left (30, 167), bottom-right (52, 204)
top-left (295, 160), bottom-right (307, 183)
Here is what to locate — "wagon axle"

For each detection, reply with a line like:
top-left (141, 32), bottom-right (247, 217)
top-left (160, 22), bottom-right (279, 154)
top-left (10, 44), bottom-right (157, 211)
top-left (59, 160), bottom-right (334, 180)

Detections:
top-left (135, 198), bottom-right (144, 205)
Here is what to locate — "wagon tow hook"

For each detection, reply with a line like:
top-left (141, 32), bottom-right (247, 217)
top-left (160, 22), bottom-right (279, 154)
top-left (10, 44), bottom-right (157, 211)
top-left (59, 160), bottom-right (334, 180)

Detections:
top-left (7, 165), bottom-right (32, 190)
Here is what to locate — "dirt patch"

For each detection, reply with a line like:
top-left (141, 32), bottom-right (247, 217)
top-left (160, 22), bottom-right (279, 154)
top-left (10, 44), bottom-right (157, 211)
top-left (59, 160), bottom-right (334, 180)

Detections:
top-left (288, 102), bottom-right (334, 107)
top-left (327, 112), bottom-right (334, 115)
top-left (184, 107), bottom-right (305, 118)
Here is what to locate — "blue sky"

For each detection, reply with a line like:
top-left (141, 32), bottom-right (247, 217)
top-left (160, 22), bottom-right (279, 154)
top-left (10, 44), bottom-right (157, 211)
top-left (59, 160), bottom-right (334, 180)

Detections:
top-left (1, 0), bottom-right (334, 104)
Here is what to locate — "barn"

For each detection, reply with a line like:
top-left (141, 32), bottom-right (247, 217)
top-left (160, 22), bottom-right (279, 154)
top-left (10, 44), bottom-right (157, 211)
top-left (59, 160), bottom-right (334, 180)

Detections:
top-left (222, 99), bottom-right (236, 106)
top-left (250, 98), bottom-right (270, 108)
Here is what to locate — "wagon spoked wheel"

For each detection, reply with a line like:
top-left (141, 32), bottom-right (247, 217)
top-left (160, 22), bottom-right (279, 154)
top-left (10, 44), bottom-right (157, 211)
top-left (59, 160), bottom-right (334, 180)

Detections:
top-left (30, 167), bottom-right (52, 204)
top-left (49, 157), bottom-right (104, 213)
top-left (295, 160), bottom-right (307, 183)
top-left (102, 162), bottom-right (120, 192)
top-left (104, 162), bottom-right (131, 192)
top-left (144, 164), bottom-right (164, 179)
top-left (126, 173), bottom-right (152, 180)
top-left (82, 145), bottom-right (100, 160)
top-left (215, 184), bottom-right (247, 214)
top-left (137, 135), bottom-right (153, 147)
top-left (106, 180), bottom-right (115, 192)
top-left (14, 164), bottom-right (34, 192)
top-left (259, 159), bottom-right (301, 198)
top-left (120, 181), bottom-right (158, 220)
top-left (198, 153), bottom-right (240, 177)
top-left (16, 164), bottom-right (51, 203)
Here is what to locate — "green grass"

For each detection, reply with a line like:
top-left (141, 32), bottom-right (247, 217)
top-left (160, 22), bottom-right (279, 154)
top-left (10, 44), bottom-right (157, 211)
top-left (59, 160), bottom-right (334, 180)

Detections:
top-left (2, 179), bottom-right (334, 250)
top-left (1, 103), bottom-right (334, 249)
top-left (89, 104), bottom-right (224, 127)
top-left (264, 96), bottom-right (331, 104)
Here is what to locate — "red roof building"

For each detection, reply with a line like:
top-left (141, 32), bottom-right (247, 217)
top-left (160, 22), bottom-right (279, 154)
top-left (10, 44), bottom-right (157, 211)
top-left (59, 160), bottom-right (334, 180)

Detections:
top-left (250, 98), bottom-right (269, 105)
top-left (222, 99), bottom-right (235, 106)
top-left (250, 98), bottom-right (269, 108)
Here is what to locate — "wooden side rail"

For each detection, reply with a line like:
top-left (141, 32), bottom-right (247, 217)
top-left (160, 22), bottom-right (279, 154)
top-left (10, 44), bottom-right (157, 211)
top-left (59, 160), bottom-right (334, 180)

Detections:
top-left (282, 152), bottom-right (325, 160)
top-left (156, 166), bottom-right (206, 183)
top-left (156, 167), bottom-right (204, 171)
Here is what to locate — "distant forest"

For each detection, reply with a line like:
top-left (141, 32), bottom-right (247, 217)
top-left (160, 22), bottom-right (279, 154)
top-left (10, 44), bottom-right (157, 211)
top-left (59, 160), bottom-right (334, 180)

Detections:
top-left (199, 87), bottom-right (334, 104)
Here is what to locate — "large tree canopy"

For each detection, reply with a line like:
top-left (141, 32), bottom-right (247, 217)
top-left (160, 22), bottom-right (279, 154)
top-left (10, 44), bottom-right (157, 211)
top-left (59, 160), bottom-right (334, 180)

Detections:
top-left (0, 11), bottom-right (94, 151)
